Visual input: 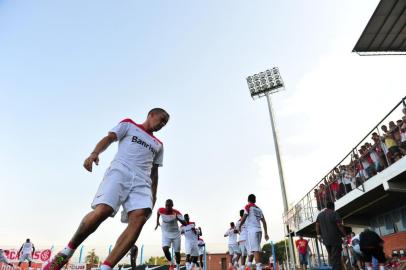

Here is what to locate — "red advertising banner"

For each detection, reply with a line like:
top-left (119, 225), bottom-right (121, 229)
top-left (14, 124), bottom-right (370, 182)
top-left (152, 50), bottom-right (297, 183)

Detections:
top-left (3, 249), bottom-right (52, 262)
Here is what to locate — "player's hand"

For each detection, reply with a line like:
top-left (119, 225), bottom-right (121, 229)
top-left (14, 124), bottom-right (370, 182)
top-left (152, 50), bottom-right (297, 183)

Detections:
top-left (155, 224), bottom-right (159, 230)
top-left (264, 234), bottom-right (269, 241)
top-left (83, 153), bottom-right (99, 172)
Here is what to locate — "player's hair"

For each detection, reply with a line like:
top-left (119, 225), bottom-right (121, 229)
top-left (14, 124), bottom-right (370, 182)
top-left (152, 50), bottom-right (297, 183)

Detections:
top-left (148, 108), bottom-right (169, 118)
top-left (326, 201), bottom-right (335, 210)
top-left (239, 209), bottom-right (244, 217)
top-left (166, 199), bottom-right (173, 204)
top-left (248, 194), bottom-right (256, 203)
top-left (26, 239), bottom-right (30, 242)
top-left (230, 222), bottom-right (235, 227)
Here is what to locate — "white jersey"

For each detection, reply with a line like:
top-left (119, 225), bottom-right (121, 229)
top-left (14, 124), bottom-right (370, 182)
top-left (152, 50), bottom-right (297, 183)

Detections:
top-left (110, 119), bottom-right (164, 185)
top-left (181, 222), bottom-right (199, 243)
top-left (243, 203), bottom-right (264, 233)
top-left (159, 208), bottom-right (184, 239)
top-left (236, 218), bottom-right (248, 242)
top-left (21, 242), bottom-right (34, 255)
top-left (225, 228), bottom-right (238, 245)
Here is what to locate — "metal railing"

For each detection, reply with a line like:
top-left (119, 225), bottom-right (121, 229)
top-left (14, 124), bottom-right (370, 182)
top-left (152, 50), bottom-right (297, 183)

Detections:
top-left (284, 96), bottom-right (406, 232)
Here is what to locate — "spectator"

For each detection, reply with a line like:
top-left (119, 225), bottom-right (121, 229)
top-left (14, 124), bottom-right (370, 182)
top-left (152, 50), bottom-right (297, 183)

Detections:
top-left (349, 233), bottom-right (364, 270)
top-left (399, 116), bottom-right (406, 151)
top-left (316, 202), bottom-right (346, 270)
top-left (359, 229), bottom-right (386, 270)
top-left (295, 234), bottom-right (311, 270)
top-left (381, 125), bottom-right (402, 163)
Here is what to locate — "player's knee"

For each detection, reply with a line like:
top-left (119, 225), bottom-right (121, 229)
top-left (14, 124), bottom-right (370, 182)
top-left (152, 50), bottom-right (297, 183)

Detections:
top-left (127, 209), bottom-right (150, 226)
top-left (93, 204), bottom-right (114, 219)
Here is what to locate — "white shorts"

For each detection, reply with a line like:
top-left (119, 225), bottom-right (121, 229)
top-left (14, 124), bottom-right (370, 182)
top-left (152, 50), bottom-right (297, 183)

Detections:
top-left (239, 241), bottom-right (247, 256)
top-left (162, 236), bottom-right (181, 252)
top-left (228, 244), bottom-right (241, 255)
top-left (19, 253), bottom-right (32, 262)
top-left (91, 161), bottom-right (153, 223)
top-left (198, 246), bottom-right (205, 256)
top-left (247, 231), bottom-right (262, 253)
top-left (185, 241), bottom-right (199, 257)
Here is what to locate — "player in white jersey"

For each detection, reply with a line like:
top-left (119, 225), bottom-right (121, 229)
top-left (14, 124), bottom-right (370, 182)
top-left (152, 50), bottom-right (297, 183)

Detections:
top-left (43, 108), bottom-right (170, 270)
top-left (155, 199), bottom-right (186, 270)
top-left (224, 222), bottom-right (241, 269)
top-left (0, 249), bottom-right (14, 268)
top-left (18, 239), bottom-right (35, 269)
top-left (180, 214), bottom-right (201, 270)
top-left (197, 237), bottom-right (205, 270)
top-left (236, 210), bottom-right (248, 270)
top-left (238, 194), bottom-right (269, 270)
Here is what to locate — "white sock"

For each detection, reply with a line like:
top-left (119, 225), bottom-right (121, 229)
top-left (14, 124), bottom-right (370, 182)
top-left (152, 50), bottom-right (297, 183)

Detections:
top-left (247, 262), bottom-right (252, 270)
top-left (379, 266), bottom-right (384, 270)
top-left (256, 263), bottom-right (262, 270)
top-left (61, 245), bottom-right (75, 257)
top-left (186, 262), bottom-right (191, 270)
top-left (367, 267), bottom-right (372, 270)
top-left (100, 264), bottom-right (112, 270)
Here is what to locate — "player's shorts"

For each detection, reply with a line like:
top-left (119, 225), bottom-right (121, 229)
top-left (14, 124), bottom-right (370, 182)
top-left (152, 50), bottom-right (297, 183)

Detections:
top-left (198, 246), bottom-right (205, 256)
top-left (185, 241), bottom-right (199, 257)
top-left (239, 241), bottom-right (247, 256)
top-left (91, 161), bottom-right (153, 223)
top-left (162, 236), bottom-right (181, 252)
top-left (19, 253), bottom-right (32, 262)
top-left (247, 231), bottom-right (262, 253)
top-left (228, 244), bottom-right (241, 255)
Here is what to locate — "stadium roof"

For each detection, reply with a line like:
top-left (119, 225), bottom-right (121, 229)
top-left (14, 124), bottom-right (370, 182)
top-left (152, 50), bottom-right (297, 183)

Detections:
top-left (353, 0), bottom-right (406, 55)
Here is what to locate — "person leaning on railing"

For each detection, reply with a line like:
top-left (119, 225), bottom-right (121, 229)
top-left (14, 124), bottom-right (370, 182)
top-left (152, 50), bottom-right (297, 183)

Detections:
top-left (400, 116), bottom-right (406, 150)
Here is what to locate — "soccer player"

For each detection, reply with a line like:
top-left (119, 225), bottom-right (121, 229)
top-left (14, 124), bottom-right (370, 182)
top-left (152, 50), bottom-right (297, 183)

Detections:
top-left (0, 249), bottom-right (14, 268)
top-left (181, 214), bottom-right (200, 270)
top-left (224, 222), bottom-right (241, 270)
top-left (236, 210), bottom-right (248, 270)
top-left (238, 194), bottom-right (269, 270)
top-left (43, 108), bottom-right (169, 270)
top-left (155, 199), bottom-right (186, 270)
top-left (18, 239), bottom-right (35, 269)
top-left (197, 237), bottom-right (205, 270)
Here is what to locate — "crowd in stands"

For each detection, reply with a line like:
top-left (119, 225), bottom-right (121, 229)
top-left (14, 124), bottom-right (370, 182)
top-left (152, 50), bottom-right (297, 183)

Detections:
top-left (315, 107), bottom-right (406, 211)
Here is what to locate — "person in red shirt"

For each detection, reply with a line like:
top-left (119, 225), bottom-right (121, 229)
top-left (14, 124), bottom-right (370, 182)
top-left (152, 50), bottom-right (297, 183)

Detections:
top-left (295, 234), bottom-right (310, 270)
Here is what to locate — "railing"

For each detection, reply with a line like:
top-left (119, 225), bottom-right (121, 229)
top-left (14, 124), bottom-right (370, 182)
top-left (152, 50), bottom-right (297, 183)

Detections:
top-left (284, 96), bottom-right (406, 232)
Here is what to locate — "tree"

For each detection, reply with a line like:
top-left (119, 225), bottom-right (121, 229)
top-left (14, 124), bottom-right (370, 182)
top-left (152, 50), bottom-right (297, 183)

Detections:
top-left (261, 240), bottom-right (288, 264)
top-left (85, 249), bottom-right (100, 264)
top-left (145, 256), bottom-right (167, 265)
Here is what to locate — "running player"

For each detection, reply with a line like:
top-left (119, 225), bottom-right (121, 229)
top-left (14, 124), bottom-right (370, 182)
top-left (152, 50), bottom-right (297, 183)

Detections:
top-left (0, 249), bottom-right (14, 268)
top-left (181, 214), bottom-right (200, 270)
top-left (197, 236), bottom-right (205, 270)
top-left (238, 194), bottom-right (269, 270)
top-left (236, 210), bottom-right (248, 270)
top-left (224, 222), bottom-right (240, 270)
top-left (18, 239), bottom-right (35, 269)
top-left (43, 108), bottom-right (169, 270)
top-left (155, 199), bottom-right (186, 270)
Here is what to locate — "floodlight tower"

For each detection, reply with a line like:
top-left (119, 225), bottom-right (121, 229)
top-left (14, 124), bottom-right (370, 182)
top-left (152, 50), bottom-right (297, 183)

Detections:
top-left (246, 67), bottom-right (295, 270)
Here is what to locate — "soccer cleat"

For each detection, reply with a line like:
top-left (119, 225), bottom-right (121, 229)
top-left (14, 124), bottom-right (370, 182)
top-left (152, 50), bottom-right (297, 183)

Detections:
top-left (42, 252), bottom-right (69, 270)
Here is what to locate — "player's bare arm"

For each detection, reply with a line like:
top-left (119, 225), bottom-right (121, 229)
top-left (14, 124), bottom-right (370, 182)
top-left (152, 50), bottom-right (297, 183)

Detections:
top-left (177, 216), bottom-right (187, 226)
top-left (32, 245), bottom-right (35, 256)
top-left (83, 132), bottom-right (117, 172)
top-left (155, 211), bottom-right (160, 230)
top-left (151, 164), bottom-right (159, 207)
top-left (238, 214), bottom-right (248, 231)
top-left (261, 217), bottom-right (269, 241)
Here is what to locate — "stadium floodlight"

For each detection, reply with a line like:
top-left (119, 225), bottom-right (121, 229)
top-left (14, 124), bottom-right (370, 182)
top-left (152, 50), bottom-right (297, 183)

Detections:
top-left (246, 67), bottom-right (285, 99)
top-left (246, 67), bottom-right (295, 270)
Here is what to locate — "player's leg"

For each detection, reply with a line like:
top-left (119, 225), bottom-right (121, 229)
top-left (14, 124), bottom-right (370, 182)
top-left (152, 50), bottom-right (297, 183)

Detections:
top-left (162, 246), bottom-right (172, 263)
top-left (251, 232), bottom-right (262, 270)
top-left (102, 208), bottom-right (150, 268)
top-left (185, 254), bottom-right (192, 270)
top-left (173, 237), bottom-right (181, 269)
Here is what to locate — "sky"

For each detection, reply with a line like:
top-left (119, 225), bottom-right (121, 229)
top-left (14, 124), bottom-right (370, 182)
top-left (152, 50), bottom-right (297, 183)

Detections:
top-left (1, 0), bottom-right (406, 261)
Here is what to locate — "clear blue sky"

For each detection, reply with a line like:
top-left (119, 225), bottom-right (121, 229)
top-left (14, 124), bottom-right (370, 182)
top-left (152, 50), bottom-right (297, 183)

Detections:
top-left (1, 0), bottom-right (405, 259)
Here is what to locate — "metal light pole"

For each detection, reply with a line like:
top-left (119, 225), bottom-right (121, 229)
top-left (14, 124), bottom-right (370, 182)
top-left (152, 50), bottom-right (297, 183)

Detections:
top-left (246, 67), bottom-right (296, 270)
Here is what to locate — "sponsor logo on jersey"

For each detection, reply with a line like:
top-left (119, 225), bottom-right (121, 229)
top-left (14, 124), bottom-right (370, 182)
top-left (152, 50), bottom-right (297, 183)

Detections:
top-left (131, 136), bottom-right (158, 154)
